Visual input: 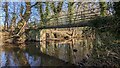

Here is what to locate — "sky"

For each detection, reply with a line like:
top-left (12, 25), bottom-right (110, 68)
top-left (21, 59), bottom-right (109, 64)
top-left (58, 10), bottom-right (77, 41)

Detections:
top-left (0, 3), bottom-right (5, 26)
top-left (0, 0), bottom-right (69, 26)
top-left (0, 2), bottom-right (41, 26)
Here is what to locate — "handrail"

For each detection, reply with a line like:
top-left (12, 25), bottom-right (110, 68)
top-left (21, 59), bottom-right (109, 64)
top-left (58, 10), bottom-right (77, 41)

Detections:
top-left (46, 7), bottom-right (100, 21)
top-left (45, 8), bottom-right (100, 25)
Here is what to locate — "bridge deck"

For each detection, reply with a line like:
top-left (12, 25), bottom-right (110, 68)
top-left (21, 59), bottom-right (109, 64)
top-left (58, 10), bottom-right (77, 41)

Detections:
top-left (28, 20), bottom-right (92, 30)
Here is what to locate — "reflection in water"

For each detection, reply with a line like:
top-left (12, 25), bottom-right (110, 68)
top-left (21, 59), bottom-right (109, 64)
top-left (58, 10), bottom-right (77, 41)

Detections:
top-left (0, 43), bottom-right (75, 67)
top-left (40, 38), bottom-right (93, 65)
top-left (0, 29), bottom-right (119, 67)
top-left (0, 37), bottom-right (93, 67)
top-left (0, 27), bottom-right (95, 67)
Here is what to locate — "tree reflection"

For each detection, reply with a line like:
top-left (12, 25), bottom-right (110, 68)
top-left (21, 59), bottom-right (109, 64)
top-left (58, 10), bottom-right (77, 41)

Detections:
top-left (40, 34), bottom-right (94, 65)
top-left (0, 43), bottom-right (75, 67)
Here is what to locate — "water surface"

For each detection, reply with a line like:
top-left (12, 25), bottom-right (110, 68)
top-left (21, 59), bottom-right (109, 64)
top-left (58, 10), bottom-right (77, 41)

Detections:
top-left (0, 30), bottom-right (120, 67)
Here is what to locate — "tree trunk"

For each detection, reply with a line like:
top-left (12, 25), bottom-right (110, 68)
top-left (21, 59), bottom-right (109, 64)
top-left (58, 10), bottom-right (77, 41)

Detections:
top-left (4, 2), bottom-right (8, 31)
top-left (99, 0), bottom-right (107, 16)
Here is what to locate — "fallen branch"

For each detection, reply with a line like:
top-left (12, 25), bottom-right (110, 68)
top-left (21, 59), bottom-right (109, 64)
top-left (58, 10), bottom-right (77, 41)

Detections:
top-left (17, 14), bottom-right (27, 36)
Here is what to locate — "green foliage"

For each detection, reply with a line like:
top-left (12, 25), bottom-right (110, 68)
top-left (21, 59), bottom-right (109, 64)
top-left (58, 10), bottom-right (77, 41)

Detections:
top-left (90, 2), bottom-right (120, 38)
top-left (99, 2), bottom-right (107, 16)
top-left (90, 16), bottom-right (112, 27)
top-left (90, 16), bottom-right (120, 39)
top-left (50, 2), bottom-right (63, 14)
top-left (38, 2), bottom-right (63, 26)
top-left (68, 2), bottom-right (74, 13)
top-left (113, 2), bottom-right (120, 17)
top-left (44, 2), bottom-right (50, 18)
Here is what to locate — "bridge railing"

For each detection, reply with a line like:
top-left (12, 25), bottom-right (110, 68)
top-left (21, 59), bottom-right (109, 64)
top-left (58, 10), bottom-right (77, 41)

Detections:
top-left (40, 7), bottom-right (101, 27)
top-left (37, 7), bottom-right (111, 28)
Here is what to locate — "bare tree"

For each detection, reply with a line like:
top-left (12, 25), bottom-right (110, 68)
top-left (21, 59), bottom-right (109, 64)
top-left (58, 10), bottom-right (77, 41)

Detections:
top-left (4, 2), bottom-right (8, 31)
top-left (17, 2), bottom-right (31, 36)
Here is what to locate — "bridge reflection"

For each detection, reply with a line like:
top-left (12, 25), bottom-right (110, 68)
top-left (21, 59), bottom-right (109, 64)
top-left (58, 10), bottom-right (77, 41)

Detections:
top-left (40, 37), bottom-right (93, 65)
top-left (0, 43), bottom-right (75, 67)
top-left (0, 36), bottom-right (94, 67)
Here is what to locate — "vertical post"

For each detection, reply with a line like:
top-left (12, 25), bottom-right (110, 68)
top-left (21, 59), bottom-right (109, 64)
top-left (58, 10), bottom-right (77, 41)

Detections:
top-left (81, 11), bottom-right (82, 20)
top-left (39, 29), bottom-right (41, 42)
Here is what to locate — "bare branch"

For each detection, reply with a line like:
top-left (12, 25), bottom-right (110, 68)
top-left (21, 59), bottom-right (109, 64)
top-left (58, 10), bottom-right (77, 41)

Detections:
top-left (31, 2), bottom-right (38, 8)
